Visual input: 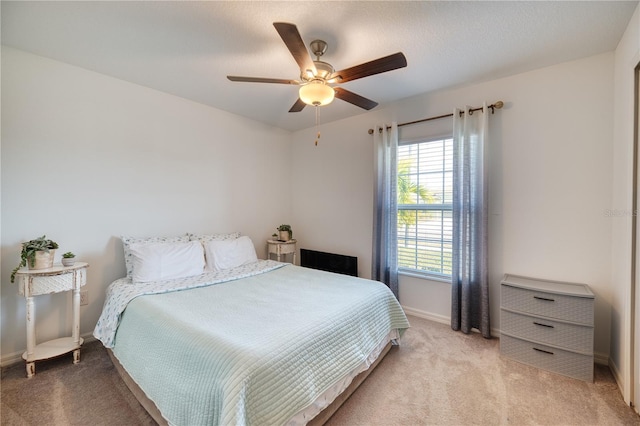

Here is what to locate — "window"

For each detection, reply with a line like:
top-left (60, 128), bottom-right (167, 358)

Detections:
top-left (397, 137), bottom-right (453, 278)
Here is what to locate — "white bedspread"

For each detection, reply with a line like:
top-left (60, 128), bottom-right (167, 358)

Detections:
top-left (94, 259), bottom-right (285, 348)
top-left (94, 261), bottom-right (409, 425)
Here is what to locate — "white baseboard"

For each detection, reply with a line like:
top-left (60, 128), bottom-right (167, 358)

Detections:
top-left (1, 351), bottom-right (25, 368)
top-left (1, 332), bottom-right (97, 368)
top-left (594, 351), bottom-right (609, 366)
top-left (401, 305), bottom-right (502, 337)
top-left (609, 358), bottom-right (625, 395)
top-left (401, 305), bottom-right (450, 325)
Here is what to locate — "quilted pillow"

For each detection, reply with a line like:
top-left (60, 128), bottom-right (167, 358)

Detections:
top-left (204, 235), bottom-right (258, 272)
top-left (121, 234), bottom-right (189, 278)
top-left (128, 240), bottom-right (205, 283)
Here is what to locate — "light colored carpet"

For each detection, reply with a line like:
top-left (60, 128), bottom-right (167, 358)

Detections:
top-left (0, 338), bottom-right (154, 426)
top-left (326, 316), bottom-right (639, 426)
top-left (1, 315), bottom-right (638, 425)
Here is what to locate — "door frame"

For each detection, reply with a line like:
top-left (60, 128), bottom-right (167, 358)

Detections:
top-left (632, 62), bottom-right (639, 412)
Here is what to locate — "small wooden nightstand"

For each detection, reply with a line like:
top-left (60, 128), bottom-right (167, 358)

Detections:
top-left (267, 239), bottom-right (297, 264)
top-left (14, 262), bottom-right (89, 378)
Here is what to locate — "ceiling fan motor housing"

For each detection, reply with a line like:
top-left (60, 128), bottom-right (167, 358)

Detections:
top-left (303, 61), bottom-right (334, 81)
top-left (300, 40), bottom-right (335, 82)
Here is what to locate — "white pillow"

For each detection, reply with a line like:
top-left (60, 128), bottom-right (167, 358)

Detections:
top-left (121, 234), bottom-right (189, 278)
top-left (128, 240), bottom-right (205, 283)
top-left (204, 235), bottom-right (258, 272)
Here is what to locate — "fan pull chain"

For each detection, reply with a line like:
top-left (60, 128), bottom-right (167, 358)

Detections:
top-left (314, 106), bottom-right (321, 146)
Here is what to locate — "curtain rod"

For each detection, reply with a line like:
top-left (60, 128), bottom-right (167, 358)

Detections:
top-left (367, 101), bottom-right (504, 134)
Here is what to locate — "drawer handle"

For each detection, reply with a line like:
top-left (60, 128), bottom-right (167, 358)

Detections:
top-left (533, 295), bottom-right (555, 302)
top-left (533, 321), bottom-right (554, 329)
top-left (533, 347), bottom-right (554, 355)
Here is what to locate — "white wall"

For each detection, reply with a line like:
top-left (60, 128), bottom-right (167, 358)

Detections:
top-left (611, 2), bottom-right (640, 405)
top-left (1, 34), bottom-right (629, 387)
top-left (292, 52), bottom-right (615, 359)
top-left (1, 47), bottom-right (293, 361)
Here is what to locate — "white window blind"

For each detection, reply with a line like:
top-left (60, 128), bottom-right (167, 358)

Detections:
top-left (397, 137), bottom-right (453, 277)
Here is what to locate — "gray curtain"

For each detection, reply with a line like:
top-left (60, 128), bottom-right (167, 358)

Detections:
top-left (372, 123), bottom-right (399, 298)
top-left (451, 104), bottom-right (491, 338)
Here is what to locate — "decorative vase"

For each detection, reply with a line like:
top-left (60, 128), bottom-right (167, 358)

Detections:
top-left (278, 230), bottom-right (290, 242)
top-left (30, 250), bottom-right (55, 270)
top-left (61, 257), bottom-right (76, 267)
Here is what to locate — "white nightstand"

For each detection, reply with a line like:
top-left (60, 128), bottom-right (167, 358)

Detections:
top-left (14, 262), bottom-right (89, 378)
top-left (267, 239), bottom-right (297, 264)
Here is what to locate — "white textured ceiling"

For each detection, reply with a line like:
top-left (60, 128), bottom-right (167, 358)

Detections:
top-left (2, 1), bottom-right (637, 131)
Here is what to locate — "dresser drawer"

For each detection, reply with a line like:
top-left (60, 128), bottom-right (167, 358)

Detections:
top-left (500, 334), bottom-right (593, 382)
top-left (501, 284), bottom-right (593, 325)
top-left (501, 309), bottom-right (593, 353)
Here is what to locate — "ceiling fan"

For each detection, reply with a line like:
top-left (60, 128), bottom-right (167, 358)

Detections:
top-left (227, 22), bottom-right (407, 113)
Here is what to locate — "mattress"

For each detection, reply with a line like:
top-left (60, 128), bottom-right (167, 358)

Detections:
top-left (94, 260), bottom-right (409, 425)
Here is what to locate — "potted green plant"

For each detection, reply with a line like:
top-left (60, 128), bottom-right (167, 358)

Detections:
top-left (271, 233), bottom-right (278, 241)
top-left (277, 225), bottom-right (292, 242)
top-left (11, 235), bottom-right (59, 283)
top-left (61, 251), bottom-right (76, 267)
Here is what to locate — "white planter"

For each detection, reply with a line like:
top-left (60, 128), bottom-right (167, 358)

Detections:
top-left (29, 250), bottom-right (55, 270)
top-left (61, 257), bottom-right (76, 267)
top-left (278, 230), bottom-right (291, 241)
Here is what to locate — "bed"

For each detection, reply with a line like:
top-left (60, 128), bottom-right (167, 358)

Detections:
top-left (93, 233), bottom-right (409, 425)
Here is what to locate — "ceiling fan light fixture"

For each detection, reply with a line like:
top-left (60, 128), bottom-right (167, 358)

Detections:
top-left (299, 81), bottom-right (335, 106)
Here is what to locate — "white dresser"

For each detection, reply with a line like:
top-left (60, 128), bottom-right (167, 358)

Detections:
top-left (500, 274), bottom-right (594, 382)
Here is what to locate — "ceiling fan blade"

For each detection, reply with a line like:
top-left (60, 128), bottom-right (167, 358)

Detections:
top-left (334, 87), bottom-right (378, 110)
top-left (273, 22), bottom-right (317, 76)
top-left (227, 76), bottom-right (299, 85)
top-left (289, 98), bottom-right (306, 113)
top-left (331, 52), bottom-right (407, 83)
